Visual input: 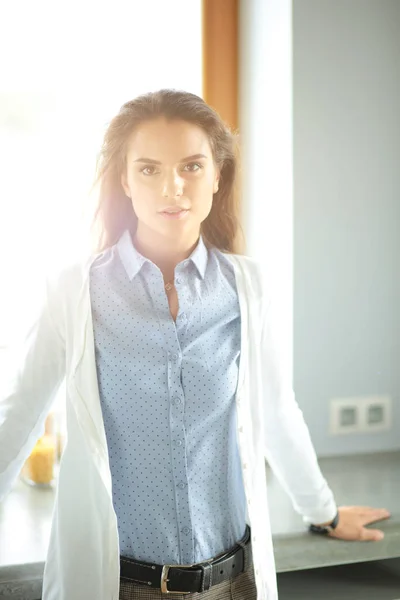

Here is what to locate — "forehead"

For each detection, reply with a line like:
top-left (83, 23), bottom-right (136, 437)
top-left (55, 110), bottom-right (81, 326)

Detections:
top-left (125, 118), bottom-right (213, 161)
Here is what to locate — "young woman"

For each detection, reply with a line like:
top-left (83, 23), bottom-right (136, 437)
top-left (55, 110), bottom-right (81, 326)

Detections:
top-left (0, 90), bottom-right (390, 600)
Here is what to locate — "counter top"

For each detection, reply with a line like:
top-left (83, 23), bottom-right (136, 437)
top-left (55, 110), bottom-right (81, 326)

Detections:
top-left (0, 450), bottom-right (399, 598)
top-left (268, 450), bottom-right (400, 572)
top-left (0, 479), bottom-right (54, 599)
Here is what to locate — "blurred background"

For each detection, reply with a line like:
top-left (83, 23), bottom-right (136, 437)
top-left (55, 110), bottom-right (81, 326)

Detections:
top-left (0, 0), bottom-right (399, 461)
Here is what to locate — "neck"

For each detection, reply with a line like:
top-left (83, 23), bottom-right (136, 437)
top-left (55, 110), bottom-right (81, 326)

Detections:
top-left (132, 226), bottom-right (200, 281)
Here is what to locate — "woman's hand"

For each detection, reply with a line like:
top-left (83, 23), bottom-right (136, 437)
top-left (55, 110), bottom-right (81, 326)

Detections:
top-left (317, 506), bottom-right (391, 541)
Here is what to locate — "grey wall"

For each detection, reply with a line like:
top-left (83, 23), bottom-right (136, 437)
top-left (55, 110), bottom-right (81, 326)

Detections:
top-left (293, 0), bottom-right (400, 456)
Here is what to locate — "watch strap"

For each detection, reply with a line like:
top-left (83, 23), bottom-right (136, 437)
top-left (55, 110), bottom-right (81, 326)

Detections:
top-left (309, 510), bottom-right (340, 535)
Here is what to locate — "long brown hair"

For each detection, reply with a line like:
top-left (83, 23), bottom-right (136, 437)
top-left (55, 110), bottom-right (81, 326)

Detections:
top-left (91, 89), bottom-right (244, 254)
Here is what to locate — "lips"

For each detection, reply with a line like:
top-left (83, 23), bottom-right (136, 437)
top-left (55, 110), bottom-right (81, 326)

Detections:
top-left (160, 207), bottom-right (189, 213)
top-left (159, 209), bottom-right (189, 220)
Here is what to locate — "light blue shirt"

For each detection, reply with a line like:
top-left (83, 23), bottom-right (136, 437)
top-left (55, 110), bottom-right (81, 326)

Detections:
top-left (89, 229), bottom-right (246, 565)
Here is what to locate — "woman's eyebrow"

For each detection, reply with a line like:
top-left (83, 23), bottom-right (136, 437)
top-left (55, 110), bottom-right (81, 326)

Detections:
top-left (133, 154), bottom-right (208, 165)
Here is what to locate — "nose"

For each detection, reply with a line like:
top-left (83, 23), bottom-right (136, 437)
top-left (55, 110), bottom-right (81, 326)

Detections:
top-left (162, 171), bottom-right (184, 198)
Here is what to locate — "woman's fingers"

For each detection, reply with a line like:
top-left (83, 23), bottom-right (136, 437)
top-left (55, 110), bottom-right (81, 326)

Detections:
top-left (359, 527), bottom-right (385, 542)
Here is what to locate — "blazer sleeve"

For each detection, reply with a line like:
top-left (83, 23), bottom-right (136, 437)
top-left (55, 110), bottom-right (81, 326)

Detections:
top-left (0, 274), bottom-right (66, 502)
top-left (261, 294), bottom-right (338, 525)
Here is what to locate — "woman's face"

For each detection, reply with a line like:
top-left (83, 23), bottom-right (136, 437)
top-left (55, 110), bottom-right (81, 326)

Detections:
top-left (121, 117), bottom-right (220, 243)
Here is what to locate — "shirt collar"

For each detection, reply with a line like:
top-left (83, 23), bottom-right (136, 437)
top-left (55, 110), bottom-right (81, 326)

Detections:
top-left (117, 229), bottom-right (208, 281)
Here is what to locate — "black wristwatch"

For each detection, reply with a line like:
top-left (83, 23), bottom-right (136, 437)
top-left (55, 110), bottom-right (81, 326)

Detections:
top-left (309, 511), bottom-right (340, 535)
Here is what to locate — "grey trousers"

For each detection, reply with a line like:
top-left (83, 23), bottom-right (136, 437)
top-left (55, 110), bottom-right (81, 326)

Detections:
top-left (119, 541), bottom-right (256, 600)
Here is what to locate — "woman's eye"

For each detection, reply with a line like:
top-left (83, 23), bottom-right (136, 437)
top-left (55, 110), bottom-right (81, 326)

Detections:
top-left (183, 162), bottom-right (202, 172)
top-left (140, 166), bottom-right (158, 176)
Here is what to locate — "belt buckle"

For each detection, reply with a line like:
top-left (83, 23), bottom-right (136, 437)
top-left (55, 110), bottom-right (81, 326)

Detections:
top-left (161, 563), bottom-right (195, 594)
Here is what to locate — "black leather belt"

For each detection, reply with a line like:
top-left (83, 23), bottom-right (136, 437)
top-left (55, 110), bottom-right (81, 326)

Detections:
top-left (120, 525), bottom-right (252, 595)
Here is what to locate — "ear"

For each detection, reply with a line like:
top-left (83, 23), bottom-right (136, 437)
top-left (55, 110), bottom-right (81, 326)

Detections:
top-left (121, 171), bottom-right (131, 198)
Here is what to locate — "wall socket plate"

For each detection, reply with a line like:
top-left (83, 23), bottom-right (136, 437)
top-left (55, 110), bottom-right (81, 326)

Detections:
top-left (329, 395), bottom-right (392, 435)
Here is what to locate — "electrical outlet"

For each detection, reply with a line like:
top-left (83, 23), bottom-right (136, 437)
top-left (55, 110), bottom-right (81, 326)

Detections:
top-left (358, 395), bottom-right (392, 432)
top-left (330, 398), bottom-right (361, 435)
top-left (330, 395), bottom-right (392, 435)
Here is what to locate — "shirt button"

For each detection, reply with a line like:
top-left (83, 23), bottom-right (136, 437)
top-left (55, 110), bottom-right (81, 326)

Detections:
top-left (172, 397), bottom-right (181, 405)
top-left (177, 482), bottom-right (186, 489)
top-left (175, 440), bottom-right (183, 446)
top-left (170, 353), bottom-right (179, 361)
top-left (175, 278), bottom-right (182, 285)
top-left (182, 527), bottom-right (190, 535)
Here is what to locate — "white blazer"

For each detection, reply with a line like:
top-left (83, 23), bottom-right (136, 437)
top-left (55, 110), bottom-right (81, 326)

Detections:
top-left (0, 251), bottom-right (337, 600)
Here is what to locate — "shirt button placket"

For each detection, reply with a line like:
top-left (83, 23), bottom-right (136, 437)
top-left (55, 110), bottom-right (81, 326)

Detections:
top-left (168, 330), bottom-right (192, 560)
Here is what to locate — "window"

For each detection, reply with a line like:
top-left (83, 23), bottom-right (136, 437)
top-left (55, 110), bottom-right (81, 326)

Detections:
top-left (0, 0), bottom-right (202, 346)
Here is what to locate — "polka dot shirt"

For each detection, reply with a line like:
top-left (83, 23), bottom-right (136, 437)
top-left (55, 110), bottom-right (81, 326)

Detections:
top-left (89, 229), bottom-right (247, 565)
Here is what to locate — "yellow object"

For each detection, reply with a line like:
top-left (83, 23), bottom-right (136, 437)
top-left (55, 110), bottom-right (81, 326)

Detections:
top-left (44, 412), bottom-right (54, 436)
top-left (23, 433), bottom-right (56, 485)
top-left (21, 412), bottom-right (59, 486)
